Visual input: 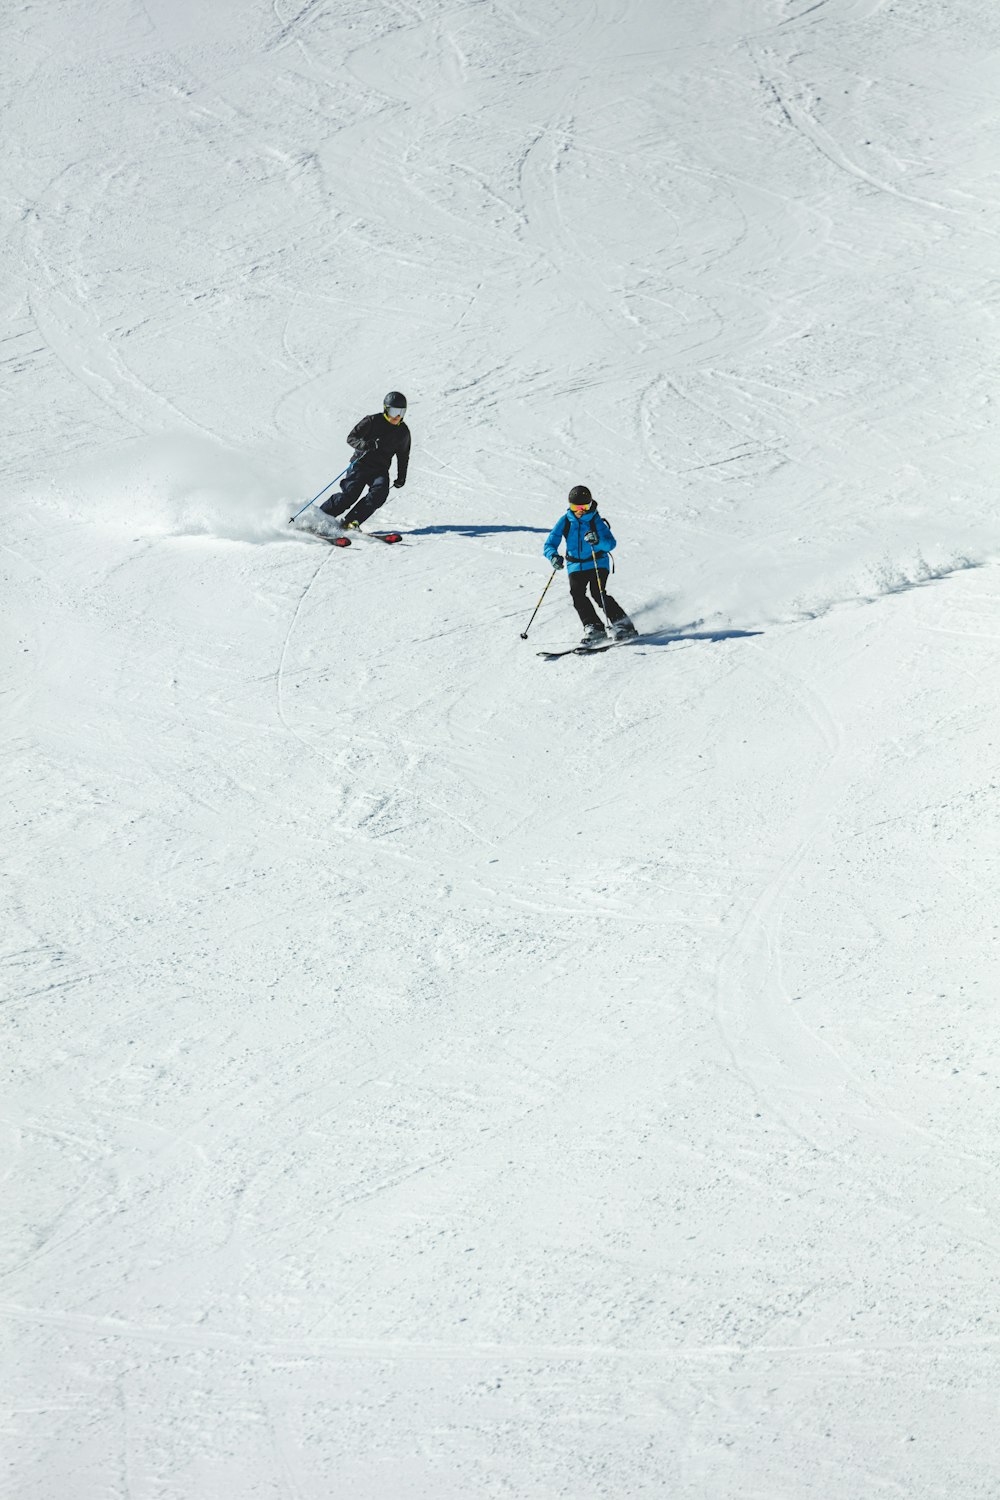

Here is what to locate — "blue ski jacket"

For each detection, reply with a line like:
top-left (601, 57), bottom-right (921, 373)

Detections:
top-left (544, 509), bottom-right (617, 573)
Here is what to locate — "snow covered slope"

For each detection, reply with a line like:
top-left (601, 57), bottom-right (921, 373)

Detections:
top-left (4, 1), bottom-right (1000, 1496)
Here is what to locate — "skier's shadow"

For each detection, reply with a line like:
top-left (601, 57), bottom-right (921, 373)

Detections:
top-left (638, 627), bottom-right (764, 646)
top-left (408, 523), bottom-right (550, 538)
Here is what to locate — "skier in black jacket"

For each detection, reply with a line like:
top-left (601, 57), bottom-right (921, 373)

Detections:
top-left (319, 391), bottom-right (411, 528)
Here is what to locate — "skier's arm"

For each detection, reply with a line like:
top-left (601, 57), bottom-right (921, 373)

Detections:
top-left (347, 415), bottom-right (377, 455)
top-left (394, 427), bottom-right (410, 486)
top-left (543, 518), bottom-right (567, 563)
top-left (596, 517), bottom-right (616, 552)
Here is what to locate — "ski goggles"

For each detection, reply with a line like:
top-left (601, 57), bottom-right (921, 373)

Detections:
top-left (385, 406), bottom-right (406, 420)
top-left (568, 502), bottom-right (593, 514)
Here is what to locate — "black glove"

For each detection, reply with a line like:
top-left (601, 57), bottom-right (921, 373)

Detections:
top-left (584, 529), bottom-right (598, 545)
top-left (393, 477), bottom-right (405, 488)
top-left (551, 554), bottom-right (565, 570)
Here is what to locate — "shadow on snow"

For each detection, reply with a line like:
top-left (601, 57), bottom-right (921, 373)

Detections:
top-left (638, 626), bottom-right (764, 646)
top-left (408, 522), bottom-right (550, 538)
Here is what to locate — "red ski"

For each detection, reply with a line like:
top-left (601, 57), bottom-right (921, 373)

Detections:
top-left (319, 530), bottom-right (403, 547)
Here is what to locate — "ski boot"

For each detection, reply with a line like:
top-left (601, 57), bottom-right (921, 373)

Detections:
top-left (580, 623), bottom-right (607, 648)
top-left (610, 618), bottom-right (638, 641)
top-left (296, 509), bottom-right (340, 538)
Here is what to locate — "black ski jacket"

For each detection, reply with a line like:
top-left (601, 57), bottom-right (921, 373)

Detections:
top-left (347, 413), bottom-right (411, 485)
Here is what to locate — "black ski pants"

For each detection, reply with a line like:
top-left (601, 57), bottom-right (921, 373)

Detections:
top-left (569, 568), bottom-right (627, 629)
top-left (320, 470), bottom-right (390, 526)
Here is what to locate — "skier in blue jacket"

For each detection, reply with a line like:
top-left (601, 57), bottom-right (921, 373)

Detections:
top-left (543, 485), bottom-right (637, 645)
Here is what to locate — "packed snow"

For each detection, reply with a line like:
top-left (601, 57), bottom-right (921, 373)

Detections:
top-left (4, 0), bottom-right (1000, 1495)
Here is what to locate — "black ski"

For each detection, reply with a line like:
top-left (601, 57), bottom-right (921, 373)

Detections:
top-left (537, 637), bottom-right (641, 660)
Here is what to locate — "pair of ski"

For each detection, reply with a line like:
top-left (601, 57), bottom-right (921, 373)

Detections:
top-left (319, 529), bottom-right (402, 547)
top-left (537, 636), bottom-right (642, 660)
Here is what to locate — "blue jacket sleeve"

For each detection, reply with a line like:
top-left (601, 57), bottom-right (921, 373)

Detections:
top-left (595, 516), bottom-right (616, 552)
top-left (543, 517), bottom-right (567, 561)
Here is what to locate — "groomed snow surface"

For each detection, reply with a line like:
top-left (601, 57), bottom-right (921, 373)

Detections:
top-left (4, 1), bottom-right (1000, 1495)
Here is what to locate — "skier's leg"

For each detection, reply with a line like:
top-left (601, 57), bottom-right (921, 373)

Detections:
top-left (583, 570), bottom-right (611, 621)
top-left (342, 474), bottom-right (390, 527)
top-left (594, 570), bottom-right (637, 637)
top-left (587, 570), bottom-right (632, 624)
top-left (594, 570), bottom-right (626, 624)
top-left (320, 471), bottom-right (364, 519)
top-left (570, 570), bottom-right (603, 628)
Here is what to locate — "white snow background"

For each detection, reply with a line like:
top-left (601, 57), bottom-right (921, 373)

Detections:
top-left (4, 0), bottom-right (1000, 1495)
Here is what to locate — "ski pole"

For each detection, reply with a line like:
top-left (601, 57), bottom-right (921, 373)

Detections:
top-left (589, 544), bottom-right (609, 620)
top-left (520, 567), bottom-right (558, 639)
top-left (288, 465), bottom-right (352, 524)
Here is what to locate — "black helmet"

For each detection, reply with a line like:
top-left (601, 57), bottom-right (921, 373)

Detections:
top-left (567, 484), bottom-right (593, 508)
top-left (383, 391), bottom-right (407, 413)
